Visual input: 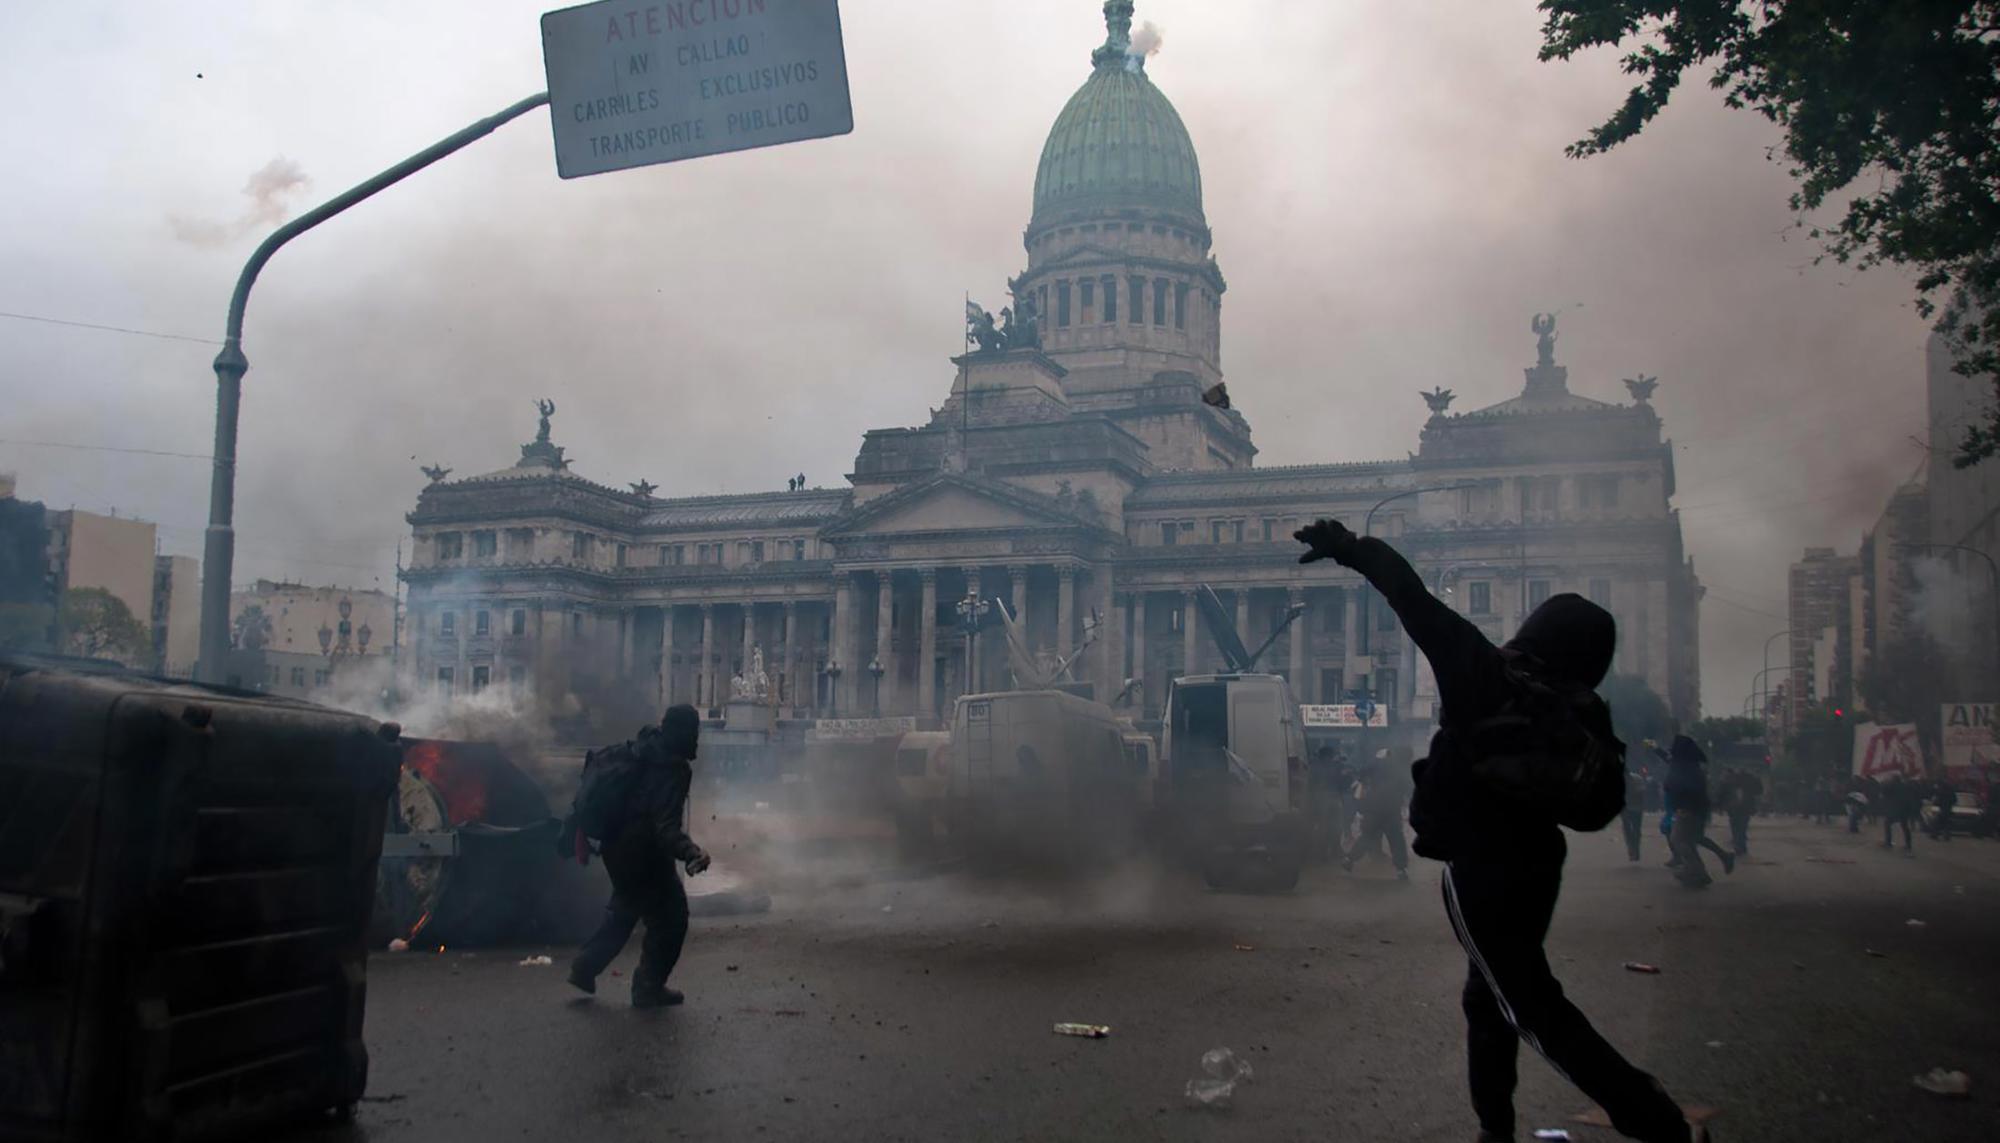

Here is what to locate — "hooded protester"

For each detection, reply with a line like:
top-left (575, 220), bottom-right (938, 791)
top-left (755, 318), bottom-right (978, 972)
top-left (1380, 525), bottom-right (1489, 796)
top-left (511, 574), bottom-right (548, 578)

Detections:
top-left (1662, 736), bottom-right (1734, 887)
top-left (1297, 519), bottom-right (1706, 1143)
top-left (567, 704), bottom-right (711, 1007)
top-left (1343, 745), bottom-right (1413, 879)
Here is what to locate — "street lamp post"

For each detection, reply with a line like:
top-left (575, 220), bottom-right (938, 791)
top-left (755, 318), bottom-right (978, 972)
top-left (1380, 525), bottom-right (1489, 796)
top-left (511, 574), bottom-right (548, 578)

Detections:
top-left (955, 592), bottom-right (991, 698)
top-left (195, 91), bottom-right (552, 683)
top-left (1755, 628), bottom-right (1794, 720)
top-left (823, 660), bottom-right (843, 719)
top-left (867, 657), bottom-right (885, 717)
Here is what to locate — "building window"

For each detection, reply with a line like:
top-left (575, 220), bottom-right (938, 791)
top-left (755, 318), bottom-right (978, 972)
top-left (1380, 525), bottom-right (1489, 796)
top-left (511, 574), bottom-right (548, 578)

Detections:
top-left (1377, 668), bottom-right (1399, 705)
top-left (440, 611), bottom-right (457, 637)
top-left (1211, 519), bottom-right (1243, 544)
top-left (1528, 579), bottom-right (1552, 610)
top-left (571, 532), bottom-right (592, 561)
top-left (1519, 476), bottom-right (1560, 516)
top-left (792, 539), bottom-right (807, 561)
top-left (1262, 518), bottom-right (1279, 542)
top-left (472, 531), bottom-right (496, 559)
top-left (1589, 578), bottom-right (1612, 607)
top-left (475, 610), bottom-right (490, 637)
top-left (1037, 284), bottom-right (1048, 326)
top-left (436, 532), bottom-right (463, 560)
top-left (314, 669), bottom-right (330, 687)
top-left (436, 666), bottom-right (454, 692)
top-left (751, 540), bottom-right (765, 563)
top-left (507, 527), bottom-right (535, 558)
top-left (1079, 279), bottom-right (1095, 323)
top-left (1174, 282), bottom-right (1189, 330)
top-left (1057, 280), bottom-right (1072, 327)
top-left (507, 666), bottom-right (526, 691)
top-left (1161, 521), bottom-right (1178, 546)
top-left (1469, 582), bottom-right (1492, 616)
top-left (290, 667), bottom-right (306, 687)
top-left (570, 613), bottom-right (584, 637)
top-left (1376, 595), bottom-right (1398, 632)
top-left (472, 665), bottom-right (489, 693)
top-left (511, 609), bottom-right (526, 636)
top-left (1579, 475), bottom-right (1621, 510)
top-left (1319, 667), bottom-right (1342, 700)
top-left (616, 544), bottom-right (628, 568)
top-left (1153, 277), bottom-right (1168, 325)
top-left (1169, 605), bottom-right (1183, 632)
top-left (1101, 276), bottom-right (1117, 322)
top-left (1127, 276), bottom-right (1144, 324)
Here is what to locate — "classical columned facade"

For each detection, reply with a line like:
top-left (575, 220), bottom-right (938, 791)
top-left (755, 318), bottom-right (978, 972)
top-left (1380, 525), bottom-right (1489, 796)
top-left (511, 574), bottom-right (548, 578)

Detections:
top-left (399, 2), bottom-right (1703, 742)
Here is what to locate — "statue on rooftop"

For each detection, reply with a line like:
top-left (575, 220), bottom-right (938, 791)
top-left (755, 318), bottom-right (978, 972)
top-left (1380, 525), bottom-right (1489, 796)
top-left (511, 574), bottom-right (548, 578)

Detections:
top-left (1421, 387), bottom-right (1456, 415)
top-left (967, 301), bottom-right (1003, 354)
top-left (1623, 374), bottom-right (1659, 404)
top-left (1531, 313), bottom-right (1558, 368)
top-left (420, 462), bottom-right (452, 484)
top-left (533, 398), bottom-right (556, 443)
top-left (630, 479), bottom-right (657, 496)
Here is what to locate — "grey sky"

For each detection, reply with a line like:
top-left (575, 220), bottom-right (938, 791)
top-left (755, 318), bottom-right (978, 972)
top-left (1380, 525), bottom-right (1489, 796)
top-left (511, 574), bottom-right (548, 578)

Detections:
top-left (0, 1), bottom-right (1939, 711)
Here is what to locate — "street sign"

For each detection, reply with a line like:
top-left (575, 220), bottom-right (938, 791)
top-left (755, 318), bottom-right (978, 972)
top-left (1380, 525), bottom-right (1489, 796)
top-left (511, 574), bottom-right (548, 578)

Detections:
top-left (809, 716), bottom-right (915, 743)
top-left (1940, 702), bottom-right (1998, 783)
top-left (1300, 704), bottom-right (1389, 729)
top-left (540, 0), bottom-right (853, 179)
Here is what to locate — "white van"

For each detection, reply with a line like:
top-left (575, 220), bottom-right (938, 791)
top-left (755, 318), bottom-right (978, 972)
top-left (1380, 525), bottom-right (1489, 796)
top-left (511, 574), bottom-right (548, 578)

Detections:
top-left (1159, 671), bottom-right (1309, 889)
top-left (944, 688), bottom-right (1150, 865)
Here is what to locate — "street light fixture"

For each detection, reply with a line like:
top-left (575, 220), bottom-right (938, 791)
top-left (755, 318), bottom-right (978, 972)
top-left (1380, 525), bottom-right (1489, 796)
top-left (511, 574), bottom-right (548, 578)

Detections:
top-left (867, 657), bottom-right (885, 717)
top-left (195, 91), bottom-right (553, 683)
top-left (955, 591), bottom-right (992, 697)
top-left (823, 660), bottom-right (843, 719)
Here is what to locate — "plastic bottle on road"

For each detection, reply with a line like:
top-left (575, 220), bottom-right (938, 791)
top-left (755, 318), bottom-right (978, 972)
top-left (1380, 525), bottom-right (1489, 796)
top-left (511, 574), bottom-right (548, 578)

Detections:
top-left (1184, 1047), bottom-right (1254, 1108)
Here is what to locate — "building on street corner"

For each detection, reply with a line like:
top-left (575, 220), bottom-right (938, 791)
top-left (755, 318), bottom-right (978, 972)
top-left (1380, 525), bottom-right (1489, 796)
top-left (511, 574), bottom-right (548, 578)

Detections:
top-left (401, 2), bottom-right (1704, 743)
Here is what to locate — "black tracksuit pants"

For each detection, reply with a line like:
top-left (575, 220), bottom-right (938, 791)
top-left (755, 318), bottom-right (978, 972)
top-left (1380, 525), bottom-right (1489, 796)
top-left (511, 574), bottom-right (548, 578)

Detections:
top-left (573, 870), bottom-right (690, 995)
top-left (1620, 808), bottom-right (1643, 861)
top-left (1441, 844), bottom-right (1687, 1142)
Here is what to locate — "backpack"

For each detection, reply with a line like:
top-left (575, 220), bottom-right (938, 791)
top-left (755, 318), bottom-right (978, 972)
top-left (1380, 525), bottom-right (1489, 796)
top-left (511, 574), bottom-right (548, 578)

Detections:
top-left (1459, 652), bottom-right (1624, 832)
top-left (571, 738), bottom-right (648, 844)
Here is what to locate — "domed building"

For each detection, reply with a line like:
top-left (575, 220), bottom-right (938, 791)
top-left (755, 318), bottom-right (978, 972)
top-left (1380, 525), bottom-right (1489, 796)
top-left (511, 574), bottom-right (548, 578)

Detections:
top-left (403, 1), bottom-right (1703, 744)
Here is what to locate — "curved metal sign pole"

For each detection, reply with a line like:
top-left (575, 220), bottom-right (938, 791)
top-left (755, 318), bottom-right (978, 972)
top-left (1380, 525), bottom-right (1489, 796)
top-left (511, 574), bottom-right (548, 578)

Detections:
top-left (197, 92), bottom-right (552, 683)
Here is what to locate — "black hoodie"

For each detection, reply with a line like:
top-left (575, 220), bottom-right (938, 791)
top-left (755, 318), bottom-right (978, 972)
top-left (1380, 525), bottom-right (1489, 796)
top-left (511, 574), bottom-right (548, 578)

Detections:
top-left (1331, 535), bottom-right (1622, 861)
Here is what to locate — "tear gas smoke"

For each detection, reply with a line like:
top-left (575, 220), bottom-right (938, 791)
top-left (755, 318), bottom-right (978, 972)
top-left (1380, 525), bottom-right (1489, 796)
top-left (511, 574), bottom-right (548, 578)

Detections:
top-left (168, 157), bottom-right (310, 247)
top-left (1128, 20), bottom-right (1163, 59)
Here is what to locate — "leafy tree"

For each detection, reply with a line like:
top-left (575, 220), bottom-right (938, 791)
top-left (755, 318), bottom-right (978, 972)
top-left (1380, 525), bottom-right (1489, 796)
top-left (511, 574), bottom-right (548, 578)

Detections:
top-left (1598, 672), bottom-right (1673, 748)
top-left (0, 602), bottom-right (54, 652)
top-left (233, 604), bottom-right (273, 651)
top-left (56, 588), bottom-right (151, 665)
top-left (1537, 1), bottom-right (2000, 463)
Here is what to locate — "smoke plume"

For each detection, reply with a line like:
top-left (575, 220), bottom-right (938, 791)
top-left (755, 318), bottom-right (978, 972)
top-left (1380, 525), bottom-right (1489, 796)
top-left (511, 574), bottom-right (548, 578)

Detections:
top-left (169, 157), bottom-right (310, 247)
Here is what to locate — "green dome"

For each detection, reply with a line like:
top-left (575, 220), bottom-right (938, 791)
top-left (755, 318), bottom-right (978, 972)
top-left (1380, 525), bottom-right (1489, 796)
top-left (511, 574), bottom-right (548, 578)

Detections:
top-left (1031, 5), bottom-right (1203, 230)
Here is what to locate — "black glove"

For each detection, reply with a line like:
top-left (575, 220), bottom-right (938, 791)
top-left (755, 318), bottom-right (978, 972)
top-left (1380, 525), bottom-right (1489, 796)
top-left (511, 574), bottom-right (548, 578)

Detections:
top-left (684, 848), bottom-right (711, 876)
top-left (1295, 518), bottom-right (1361, 566)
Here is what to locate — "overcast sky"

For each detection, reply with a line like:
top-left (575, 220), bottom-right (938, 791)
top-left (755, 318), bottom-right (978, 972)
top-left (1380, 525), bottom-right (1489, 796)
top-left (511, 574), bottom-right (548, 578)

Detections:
top-left (0, 1), bottom-right (1945, 711)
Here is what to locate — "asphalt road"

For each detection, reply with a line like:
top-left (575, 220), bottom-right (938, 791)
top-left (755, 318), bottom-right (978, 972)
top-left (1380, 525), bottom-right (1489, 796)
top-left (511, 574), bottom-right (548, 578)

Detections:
top-left (295, 816), bottom-right (1999, 1142)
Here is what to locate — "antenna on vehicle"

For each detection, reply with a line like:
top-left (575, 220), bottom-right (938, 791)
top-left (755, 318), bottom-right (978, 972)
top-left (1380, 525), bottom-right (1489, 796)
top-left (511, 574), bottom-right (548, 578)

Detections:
top-left (1195, 583), bottom-right (1309, 672)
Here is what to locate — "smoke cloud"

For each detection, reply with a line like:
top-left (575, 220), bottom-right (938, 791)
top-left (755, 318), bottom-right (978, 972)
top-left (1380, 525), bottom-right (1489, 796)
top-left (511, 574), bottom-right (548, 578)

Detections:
top-left (1129, 21), bottom-right (1164, 59)
top-left (168, 157), bottom-right (310, 248)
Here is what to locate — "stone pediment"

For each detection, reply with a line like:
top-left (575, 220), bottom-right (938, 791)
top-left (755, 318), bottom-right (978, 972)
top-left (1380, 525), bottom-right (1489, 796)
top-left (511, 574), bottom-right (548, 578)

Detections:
top-left (823, 474), bottom-right (1087, 540)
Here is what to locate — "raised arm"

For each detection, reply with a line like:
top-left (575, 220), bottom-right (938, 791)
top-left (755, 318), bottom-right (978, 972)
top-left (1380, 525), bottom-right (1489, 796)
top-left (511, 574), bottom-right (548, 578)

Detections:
top-left (1296, 518), bottom-right (1500, 712)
